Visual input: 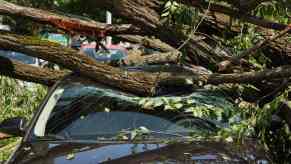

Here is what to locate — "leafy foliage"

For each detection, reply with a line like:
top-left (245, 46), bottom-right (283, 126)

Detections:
top-left (161, 0), bottom-right (199, 31)
top-left (0, 76), bottom-right (47, 161)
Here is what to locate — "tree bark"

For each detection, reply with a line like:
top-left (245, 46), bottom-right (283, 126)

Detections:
top-left (0, 32), bottom-right (158, 96)
top-left (81, 0), bottom-right (163, 31)
top-left (0, 0), bottom-right (142, 37)
top-left (0, 0), bottom-right (234, 68)
top-left (1, 33), bottom-right (291, 96)
top-left (117, 35), bottom-right (177, 52)
top-left (0, 56), bottom-right (66, 86)
top-left (125, 50), bottom-right (180, 65)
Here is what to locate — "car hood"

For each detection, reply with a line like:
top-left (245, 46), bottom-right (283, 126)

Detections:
top-left (11, 140), bottom-right (270, 164)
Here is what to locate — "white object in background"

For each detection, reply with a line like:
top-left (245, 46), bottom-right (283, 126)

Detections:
top-left (0, 16), bottom-right (10, 31)
top-left (106, 11), bottom-right (112, 46)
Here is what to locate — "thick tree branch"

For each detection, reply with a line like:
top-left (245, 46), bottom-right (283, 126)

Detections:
top-left (160, 65), bottom-right (291, 87)
top-left (0, 0), bottom-right (141, 36)
top-left (0, 32), bottom-right (158, 96)
top-left (117, 35), bottom-right (177, 52)
top-left (125, 50), bottom-right (180, 65)
top-left (1, 33), bottom-right (291, 96)
top-left (0, 56), bottom-right (66, 86)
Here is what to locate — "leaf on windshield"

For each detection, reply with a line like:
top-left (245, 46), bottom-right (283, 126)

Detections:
top-left (130, 130), bottom-right (138, 140)
top-left (66, 153), bottom-right (75, 160)
top-left (174, 103), bottom-right (183, 109)
top-left (143, 100), bottom-right (154, 109)
top-left (104, 107), bottom-right (111, 112)
top-left (139, 126), bottom-right (150, 134)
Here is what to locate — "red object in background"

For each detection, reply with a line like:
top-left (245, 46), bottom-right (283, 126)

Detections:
top-left (0, 132), bottom-right (9, 139)
top-left (81, 42), bottom-right (97, 49)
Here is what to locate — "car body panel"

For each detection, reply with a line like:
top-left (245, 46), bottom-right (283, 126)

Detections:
top-left (10, 141), bottom-right (269, 164)
top-left (4, 75), bottom-right (271, 163)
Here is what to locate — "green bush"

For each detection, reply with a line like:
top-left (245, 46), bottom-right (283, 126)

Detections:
top-left (0, 76), bottom-right (47, 161)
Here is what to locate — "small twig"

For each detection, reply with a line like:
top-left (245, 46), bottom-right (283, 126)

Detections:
top-left (153, 1), bottom-right (213, 92)
top-left (176, 0), bottom-right (213, 53)
top-left (237, 25), bottom-right (291, 61)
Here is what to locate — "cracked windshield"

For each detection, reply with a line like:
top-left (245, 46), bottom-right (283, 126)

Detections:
top-left (33, 76), bottom-right (219, 141)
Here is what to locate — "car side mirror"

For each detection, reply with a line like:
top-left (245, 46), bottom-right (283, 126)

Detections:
top-left (0, 117), bottom-right (27, 137)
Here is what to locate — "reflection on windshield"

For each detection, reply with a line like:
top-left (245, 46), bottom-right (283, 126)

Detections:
top-left (34, 77), bottom-right (216, 141)
top-left (0, 50), bottom-right (36, 64)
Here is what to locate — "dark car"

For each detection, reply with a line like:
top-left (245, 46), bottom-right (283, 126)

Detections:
top-left (0, 74), bottom-right (270, 164)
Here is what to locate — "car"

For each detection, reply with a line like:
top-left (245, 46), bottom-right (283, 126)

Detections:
top-left (0, 50), bottom-right (41, 67)
top-left (0, 74), bottom-right (270, 164)
top-left (81, 43), bottom-right (127, 62)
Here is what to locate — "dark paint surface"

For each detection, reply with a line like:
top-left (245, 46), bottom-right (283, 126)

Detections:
top-left (11, 140), bottom-right (270, 164)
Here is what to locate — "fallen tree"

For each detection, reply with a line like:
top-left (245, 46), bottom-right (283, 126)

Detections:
top-left (0, 0), bottom-right (142, 37)
top-left (1, 33), bottom-right (291, 97)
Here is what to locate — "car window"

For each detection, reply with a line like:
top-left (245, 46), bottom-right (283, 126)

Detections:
top-left (0, 50), bottom-right (36, 65)
top-left (34, 77), bottom-right (219, 140)
top-left (33, 77), bottom-right (216, 141)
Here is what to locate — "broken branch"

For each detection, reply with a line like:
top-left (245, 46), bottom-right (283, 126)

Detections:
top-left (0, 0), bottom-right (141, 37)
top-left (217, 25), bottom-right (291, 71)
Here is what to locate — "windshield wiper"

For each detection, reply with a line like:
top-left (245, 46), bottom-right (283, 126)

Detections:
top-left (36, 134), bottom-right (68, 141)
top-left (120, 127), bottom-right (190, 140)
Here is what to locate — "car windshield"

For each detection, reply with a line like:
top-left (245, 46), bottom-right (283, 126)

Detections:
top-left (33, 76), bottom-right (217, 141)
top-left (0, 50), bottom-right (36, 64)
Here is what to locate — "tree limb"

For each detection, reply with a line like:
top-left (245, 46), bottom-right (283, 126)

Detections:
top-left (217, 25), bottom-right (291, 71)
top-left (1, 32), bottom-right (291, 96)
top-left (117, 35), bottom-right (177, 52)
top-left (0, 0), bottom-right (141, 36)
top-left (0, 32), bottom-right (158, 96)
top-left (125, 50), bottom-right (180, 65)
top-left (0, 56), bottom-right (66, 86)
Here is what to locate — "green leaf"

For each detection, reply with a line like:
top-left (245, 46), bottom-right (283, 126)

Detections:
top-left (165, 105), bottom-right (174, 110)
top-left (174, 103), bottom-right (183, 109)
top-left (143, 100), bottom-right (154, 109)
top-left (66, 153), bottom-right (75, 160)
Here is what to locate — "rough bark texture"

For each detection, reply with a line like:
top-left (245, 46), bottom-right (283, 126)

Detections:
top-left (117, 35), bottom-right (177, 52)
top-left (81, 0), bottom-right (162, 31)
top-left (2, 32), bottom-right (291, 95)
top-left (0, 56), bottom-right (66, 86)
top-left (0, 0), bottom-right (234, 68)
top-left (125, 50), bottom-right (180, 65)
top-left (0, 0), bottom-right (141, 36)
top-left (160, 66), bottom-right (291, 87)
top-left (0, 32), bottom-right (158, 96)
